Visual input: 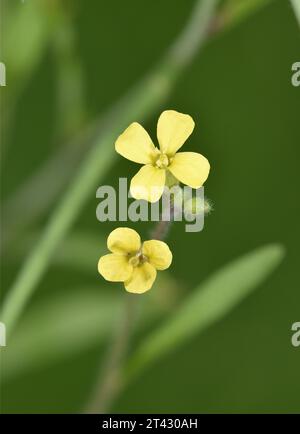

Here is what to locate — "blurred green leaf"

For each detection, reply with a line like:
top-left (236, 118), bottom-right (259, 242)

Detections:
top-left (222, 0), bottom-right (274, 28)
top-left (51, 231), bottom-right (104, 272)
top-left (1, 289), bottom-right (122, 382)
top-left (3, 1), bottom-right (50, 83)
top-left (126, 244), bottom-right (285, 381)
top-left (290, 0), bottom-right (300, 27)
top-left (11, 231), bottom-right (106, 273)
top-left (51, 2), bottom-right (88, 138)
top-left (1, 273), bottom-right (179, 382)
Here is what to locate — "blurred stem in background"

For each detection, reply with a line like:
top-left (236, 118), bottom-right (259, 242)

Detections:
top-left (1, 0), bottom-right (87, 250)
top-left (1, 0), bottom-right (220, 337)
top-left (290, 0), bottom-right (300, 27)
top-left (1, 0), bottom-right (51, 161)
top-left (1, 0), bottom-right (274, 254)
top-left (50, 1), bottom-right (87, 139)
top-left (1, 0), bottom-right (86, 160)
top-left (85, 294), bottom-right (139, 414)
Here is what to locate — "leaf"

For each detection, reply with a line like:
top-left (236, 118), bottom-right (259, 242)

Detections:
top-left (3, 1), bottom-right (50, 82)
top-left (1, 274), bottom-right (177, 382)
top-left (290, 0), bottom-right (300, 28)
top-left (126, 244), bottom-right (285, 381)
top-left (1, 289), bottom-right (122, 382)
top-left (11, 231), bottom-right (106, 273)
top-left (52, 232), bottom-right (105, 272)
top-left (223, 0), bottom-right (274, 29)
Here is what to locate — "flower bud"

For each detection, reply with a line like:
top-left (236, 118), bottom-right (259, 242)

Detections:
top-left (184, 196), bottom-right (213, 217)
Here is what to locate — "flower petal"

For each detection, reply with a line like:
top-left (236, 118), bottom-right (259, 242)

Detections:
top-left (142, 240), bottom-right (172, 270)
top-left (168, 152), bottom-right (210, 188)
top-left (107, 227), bottom-right (141, 254)
top-left (124, 262), bottom-right (157, 294)
top-left (98, 254), bottom-right (133, 282)
top-left (157, 110), bottom-right (195, 155)
top-left (115, 122), bottom-right (157, 164)
top-left (130, 165), bottom-right (166, 203)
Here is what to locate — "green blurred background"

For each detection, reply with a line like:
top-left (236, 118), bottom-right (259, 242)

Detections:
top-left (1, 0), bottom-right (300, 413)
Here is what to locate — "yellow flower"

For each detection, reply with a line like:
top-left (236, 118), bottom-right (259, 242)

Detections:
top-left (98, 227), bottom-right (172, 294)
top-left (115, 110), bottom-right (210, 203)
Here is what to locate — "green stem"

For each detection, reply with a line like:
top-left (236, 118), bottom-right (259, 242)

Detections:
top-left (1, 0), bottom-right (220, 337)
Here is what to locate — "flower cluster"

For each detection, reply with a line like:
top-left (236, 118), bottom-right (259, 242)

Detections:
top-left (98, 110), bottom-right (210, 293)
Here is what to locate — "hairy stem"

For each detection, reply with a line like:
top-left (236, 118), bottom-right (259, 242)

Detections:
top-left (150, 202), bottom-right (175, 241)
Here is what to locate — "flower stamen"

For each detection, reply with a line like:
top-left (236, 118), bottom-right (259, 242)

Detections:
top-left (155, 153), bottom-right (169, 169)
top-left (129, 252), bottom-right (148, 267)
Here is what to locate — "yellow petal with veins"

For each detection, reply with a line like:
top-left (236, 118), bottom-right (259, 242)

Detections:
top-left (168, 152), bottom-right (210, 188)
top-left (98, 254), bottom-right (133, 282)
top-left (107, 227), bottom-right (141, 254)
top-left (115, 122), bottom-right (157, 164)
top-left (124, 262), bottom-right (157, 294)
top-left (157, 110), bottom-right (195, 156)
top-left (142, 240), bottom-right (172, 270)
top-left (130, 164), bottom-right (166, 203)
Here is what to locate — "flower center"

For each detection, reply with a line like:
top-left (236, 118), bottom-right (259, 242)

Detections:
top-left (155, 153), bottom-right (169, 169)
top-left (129, 252), bottom-right (148, 267)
